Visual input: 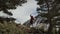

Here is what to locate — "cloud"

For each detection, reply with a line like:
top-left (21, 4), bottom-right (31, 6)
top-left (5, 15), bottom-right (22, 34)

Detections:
top-left (0, 0), bottom-right (38, 24)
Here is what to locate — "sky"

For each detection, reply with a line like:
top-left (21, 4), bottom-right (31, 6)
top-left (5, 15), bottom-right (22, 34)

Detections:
top-left (0, 0), bottom-right (39, 24)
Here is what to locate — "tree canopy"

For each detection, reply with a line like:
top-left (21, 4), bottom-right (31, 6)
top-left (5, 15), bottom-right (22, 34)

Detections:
top-left (36, 0), bottom-right (60, 34)
top-left (0, 0), bottom-right (27, 15)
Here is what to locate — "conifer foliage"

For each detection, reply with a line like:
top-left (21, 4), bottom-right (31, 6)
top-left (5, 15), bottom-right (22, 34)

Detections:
top-left (0, 0), bottom-right (27, 23)
top-left (36, 0), bottom-right (60, 34)
top-left (0, 0), bottom-right (27, 15)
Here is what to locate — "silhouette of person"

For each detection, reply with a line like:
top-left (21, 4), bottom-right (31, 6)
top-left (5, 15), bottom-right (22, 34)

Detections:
top-left (30, 15), bottom-right (34, 25)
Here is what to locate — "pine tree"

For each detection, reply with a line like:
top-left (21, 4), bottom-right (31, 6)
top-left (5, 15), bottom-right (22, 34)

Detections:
top-left (36, 0), bottom-right (60, 34)
top-left (0, 0), bottom-right (27, 15)
top-left (0, 0), bottom-right (27, 22)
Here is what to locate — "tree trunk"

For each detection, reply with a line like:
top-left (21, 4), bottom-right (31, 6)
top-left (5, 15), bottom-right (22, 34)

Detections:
top-left (47, 19), bottom-right (53, 34)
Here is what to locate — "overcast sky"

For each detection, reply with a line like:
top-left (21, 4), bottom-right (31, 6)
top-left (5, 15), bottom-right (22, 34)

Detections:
top-left (0, 0), bottom-right (39, 24)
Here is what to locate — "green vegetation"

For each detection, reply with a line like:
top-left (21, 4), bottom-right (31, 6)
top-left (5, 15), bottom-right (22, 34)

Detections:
top-left (36, 0), bottom-right (60, 34)
top-left (0, 22), bottom-right (23, 34)
top-left (0, 21), bottom-right (43, 34)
